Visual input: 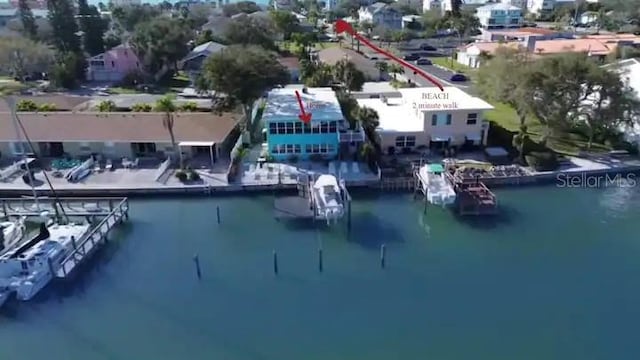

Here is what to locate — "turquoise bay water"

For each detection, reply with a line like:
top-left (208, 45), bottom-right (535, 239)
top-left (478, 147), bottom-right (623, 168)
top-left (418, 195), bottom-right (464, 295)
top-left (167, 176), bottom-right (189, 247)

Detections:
top-left (1, 186), bottom-right (640, 360)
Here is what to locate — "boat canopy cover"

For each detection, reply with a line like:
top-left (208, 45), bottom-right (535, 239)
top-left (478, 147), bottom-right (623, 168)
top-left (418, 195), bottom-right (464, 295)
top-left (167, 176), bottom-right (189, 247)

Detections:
top-left (427, 164), bottom-right (444, 173)
top-left (313, 174), bottom-right (339, 190)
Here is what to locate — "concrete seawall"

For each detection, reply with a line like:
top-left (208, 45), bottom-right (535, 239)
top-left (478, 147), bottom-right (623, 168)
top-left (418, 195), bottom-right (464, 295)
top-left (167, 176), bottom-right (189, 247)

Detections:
top-left (1, 165), bottom-right (639, 198)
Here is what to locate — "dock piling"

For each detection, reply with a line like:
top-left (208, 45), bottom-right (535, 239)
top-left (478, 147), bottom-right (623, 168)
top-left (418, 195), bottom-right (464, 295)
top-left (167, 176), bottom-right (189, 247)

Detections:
top-left (71, 235), bottom-right (76, 250)
top-left (380, 244), bottom-right (386, 269)
top-left (193, 254), bottom-right (202, 280)
top-left (318, 248), bottom-right (323, 273)
top-left (216, 206), bottom-right (221, 224)
top-left (273, 250), bottom-right (279, 275)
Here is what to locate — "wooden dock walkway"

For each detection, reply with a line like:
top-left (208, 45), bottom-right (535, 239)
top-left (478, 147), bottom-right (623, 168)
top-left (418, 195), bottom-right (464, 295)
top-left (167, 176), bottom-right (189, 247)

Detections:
top-left (0, 197), bottom-right (126, 217)
top-left (56, 198), bottom-right (129, 278)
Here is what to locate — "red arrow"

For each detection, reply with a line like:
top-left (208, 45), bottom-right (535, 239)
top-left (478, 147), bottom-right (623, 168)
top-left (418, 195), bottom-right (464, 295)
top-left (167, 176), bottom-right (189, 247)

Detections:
top-left (334, 19), bottom-right (444, 91)
top-left (294, 90), bottom-right (312, 123)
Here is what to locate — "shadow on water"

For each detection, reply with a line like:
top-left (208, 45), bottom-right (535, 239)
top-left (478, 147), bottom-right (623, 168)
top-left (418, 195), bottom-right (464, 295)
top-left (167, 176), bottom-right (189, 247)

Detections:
top-left (452, 203), bottom-right (521, 230)
top-left (349, 211), bottom-right (404, 249)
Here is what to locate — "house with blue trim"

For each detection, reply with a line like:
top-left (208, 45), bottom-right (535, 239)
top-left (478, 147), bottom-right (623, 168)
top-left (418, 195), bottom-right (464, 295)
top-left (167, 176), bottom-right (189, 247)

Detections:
top-left (262, 87), bottom-right (364, 161)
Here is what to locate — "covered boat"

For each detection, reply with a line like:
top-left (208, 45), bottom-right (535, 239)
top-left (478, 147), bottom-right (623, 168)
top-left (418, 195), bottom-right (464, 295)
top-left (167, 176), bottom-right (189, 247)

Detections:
top-left (312, 174), bottom-right (345, 224)
top-left (419, 164), bottom-right (456, 206)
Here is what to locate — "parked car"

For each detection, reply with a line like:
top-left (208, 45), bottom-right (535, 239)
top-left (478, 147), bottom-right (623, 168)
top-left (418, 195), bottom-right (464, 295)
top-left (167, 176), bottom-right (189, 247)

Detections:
top-left (420, 44), bottom-right (437, 51)
top-left (403, 54), bottom-right (420, 61)
top-left (416, 59), bottom-right (432, 65)
top-left (450, 73), bottom-right (468, 82)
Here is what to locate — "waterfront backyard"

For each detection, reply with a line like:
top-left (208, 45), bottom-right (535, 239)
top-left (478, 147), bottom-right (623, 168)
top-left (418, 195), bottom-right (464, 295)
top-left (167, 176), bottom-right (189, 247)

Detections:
top-left (1, 186), bottom-right (639, 359)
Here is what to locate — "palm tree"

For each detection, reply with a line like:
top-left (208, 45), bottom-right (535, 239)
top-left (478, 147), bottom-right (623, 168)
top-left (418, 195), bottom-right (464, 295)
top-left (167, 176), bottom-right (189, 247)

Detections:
top-left (374, 61), bottom-right (388, 81)
top-left (154, 95), bottom-right (183, 169)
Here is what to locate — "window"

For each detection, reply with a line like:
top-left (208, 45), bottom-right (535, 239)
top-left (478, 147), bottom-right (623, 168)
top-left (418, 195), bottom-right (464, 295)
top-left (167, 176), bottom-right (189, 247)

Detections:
top-left (294, 122), bottom-right (303, 134)
top-left (305, 144), bottom-right (335, 154)
top-left (305, 144), bottom-right (312, 153)
top-left (431, 114), bottom-right (437, 126)
top-left (467, 113), bottom-right (478, 125)
top-left (286, 122), bottom-right (294, 134)
top-left (269, 122), bottom-right (277, 134)
top-left (320, 122), bottom-right (328, 133)
top-left (445, 114), bottom-right (452, 125)
top-left (395, 136), bottom-right (416, 148)
top-left (272, 145), bottom-right (284, 154)
top-left (286, 144), bottom-right (294, 153)
top-left (304, 123), bottom-right (311, 134)
top-left (312, 124), bottom-right (320, 133)
top-left (111, 61), bottom-right (115, 67)
top-left (329, 121), bottom-right (337, 133)
top-left (277, 122), bottom-right (286, 134)
top-left (274, 144), bottom-right (301, 154)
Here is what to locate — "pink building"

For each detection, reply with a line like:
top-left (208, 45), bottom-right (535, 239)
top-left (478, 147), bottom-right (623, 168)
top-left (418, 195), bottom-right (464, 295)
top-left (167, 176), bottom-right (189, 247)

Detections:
top-left (86, 45), bottom-right (142, 82)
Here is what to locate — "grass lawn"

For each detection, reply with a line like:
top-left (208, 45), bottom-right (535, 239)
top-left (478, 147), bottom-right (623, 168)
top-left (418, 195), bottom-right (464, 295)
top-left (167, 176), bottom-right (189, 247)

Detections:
top-left (280, 41), bottom-right (341, 54)
top-left (429, 57), bottom-right (474, 74)
top-left (484, 102), bottom-right (611, 156)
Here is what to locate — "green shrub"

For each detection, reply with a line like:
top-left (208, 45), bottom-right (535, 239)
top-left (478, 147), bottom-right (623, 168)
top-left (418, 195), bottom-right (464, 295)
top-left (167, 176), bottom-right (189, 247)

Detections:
top-left (16, 99), bottom-right (38, 111)
top-left (179, 102), bottom-right (198, 112)
top-left (175, 170), bottom-right (188, 182)
top-left (131, 103), bottom-right (152, 112)
top-left (525, 151), bottom-right (559, 171)
top-left (38, 103), bottom-right (57, 111)
top-left (188, 169), bottom-right (200, 181)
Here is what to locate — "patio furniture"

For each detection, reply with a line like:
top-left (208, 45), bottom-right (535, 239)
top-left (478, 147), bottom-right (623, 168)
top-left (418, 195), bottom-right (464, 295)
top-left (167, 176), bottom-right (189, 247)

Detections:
top-left (352, 162), bottom-right (359, 174)
top-left (105, 159), bottom-right (113, 171)
top-left (122, 158), bottom-right (132, 168)
top-left (94, 161), bottom-right (102, 173)
top-left (130, 158), bottom-right (139, 169)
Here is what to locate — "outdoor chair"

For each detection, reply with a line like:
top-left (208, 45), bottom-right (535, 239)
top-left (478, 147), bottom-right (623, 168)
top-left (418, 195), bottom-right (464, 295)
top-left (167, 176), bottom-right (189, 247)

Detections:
top-left (122, 158), bottom-right (131, 168)
top-left (105, 159), bottom-right (113, 171)
top-left (131, 158), bottom-right (140, 169)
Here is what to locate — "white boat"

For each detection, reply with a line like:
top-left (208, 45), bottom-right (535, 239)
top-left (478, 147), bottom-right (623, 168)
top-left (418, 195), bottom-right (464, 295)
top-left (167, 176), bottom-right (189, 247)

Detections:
top-left (1, 217), bottom-right (26, 252)
top-left (419, 164), bottom-right (456, 206)
top-left (312, 174), bottom-right (345, 224)
top-left (0, 221), bottom-right (91, 301)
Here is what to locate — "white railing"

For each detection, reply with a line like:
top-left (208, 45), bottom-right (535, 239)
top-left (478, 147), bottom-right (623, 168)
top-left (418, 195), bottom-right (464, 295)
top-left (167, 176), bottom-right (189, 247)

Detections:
top-left (154, 157), bottom-right (172, 183)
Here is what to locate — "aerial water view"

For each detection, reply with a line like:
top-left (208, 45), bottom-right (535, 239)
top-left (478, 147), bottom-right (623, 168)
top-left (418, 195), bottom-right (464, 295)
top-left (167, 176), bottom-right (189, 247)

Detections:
top-left (1, 0), bottom-right (640, 359)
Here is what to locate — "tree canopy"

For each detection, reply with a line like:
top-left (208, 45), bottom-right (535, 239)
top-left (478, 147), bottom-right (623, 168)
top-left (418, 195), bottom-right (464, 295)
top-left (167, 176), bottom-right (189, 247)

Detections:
top-left (78, 0), bottom-right (108, 56)
top-left (477, 49), bottom-right (640, 152)
top-left (197, 45), bottom-right (290, 141)
top-left (222, 1), bottom-right (261, 17)
top-left (18, 0), bottom-right (38, 40)
top-left (223, 16), bottom-right (277, 50)
top-left (130, 17), bottom-right (193, 74)
top-left (0, 36), bottom-right (54, 77)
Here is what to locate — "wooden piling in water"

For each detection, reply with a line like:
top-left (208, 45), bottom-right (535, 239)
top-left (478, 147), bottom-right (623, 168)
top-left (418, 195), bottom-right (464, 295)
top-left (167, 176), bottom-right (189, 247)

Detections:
top-left (71, 236), bottom-right (76, 250)
top-left (318, 248), bottom-right (323, 272)
top-left (380, 244), bottom-right (386, 269)
top-left (216, 206), bottom-right (221, 224)
top-left (193, 254), bottom-right (202, 280)
top-left (273, 250), bottom-right (278, 275)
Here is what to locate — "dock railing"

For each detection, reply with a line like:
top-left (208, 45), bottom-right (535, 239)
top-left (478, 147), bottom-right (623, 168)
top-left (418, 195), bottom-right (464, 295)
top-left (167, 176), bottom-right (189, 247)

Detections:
top-left (56, 197), bottom-right (129, 278)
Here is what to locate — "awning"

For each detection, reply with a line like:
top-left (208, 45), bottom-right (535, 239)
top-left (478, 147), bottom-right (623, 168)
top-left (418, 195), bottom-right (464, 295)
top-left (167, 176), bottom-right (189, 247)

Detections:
top-left (465, 133), bottom-right (482, 141)
top-left (179, 141), bottom-right (215, 147)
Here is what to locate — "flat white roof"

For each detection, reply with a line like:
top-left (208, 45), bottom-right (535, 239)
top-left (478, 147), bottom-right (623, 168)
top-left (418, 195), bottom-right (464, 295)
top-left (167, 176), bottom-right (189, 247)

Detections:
top-left (398, 87), bottom-right (494, 111)
top-left (356, 97), bottom-right (423, 133)
top-left (263, 87), bottom-right (343, 122)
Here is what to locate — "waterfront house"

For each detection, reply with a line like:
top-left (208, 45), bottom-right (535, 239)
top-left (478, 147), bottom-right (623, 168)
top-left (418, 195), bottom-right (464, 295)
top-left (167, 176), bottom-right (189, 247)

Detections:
top-left (355, 87), bottom-right (493, 153)
top-left (0, 112), bottom-right (239, 163)
top-left (262, 87), bottom-right (364, 161)
top-left (358, 2), bottom-right (402, 30)
top-left (86, 44), bottom-right (142, 82)
top-left (180, 41), bottom-right (227, 84)
top-left (475, 3), bottom-right (523, 29)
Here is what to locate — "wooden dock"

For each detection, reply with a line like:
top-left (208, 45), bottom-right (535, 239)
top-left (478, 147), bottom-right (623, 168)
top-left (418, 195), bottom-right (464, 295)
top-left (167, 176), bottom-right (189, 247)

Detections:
top-left (56, 198), bottom-right (129, 278)
top-left (0, 197), bottom-right (127, 218)
top-left (446, 173), bottom-right (498, 216)
top-left (0, 197), bottom-right (130, 279)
